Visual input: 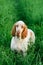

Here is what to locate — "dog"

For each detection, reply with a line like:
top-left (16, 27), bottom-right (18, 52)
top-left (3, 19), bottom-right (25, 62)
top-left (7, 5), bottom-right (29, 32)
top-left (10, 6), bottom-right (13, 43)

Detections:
top-left (10, 21), bottom-right (35, 56)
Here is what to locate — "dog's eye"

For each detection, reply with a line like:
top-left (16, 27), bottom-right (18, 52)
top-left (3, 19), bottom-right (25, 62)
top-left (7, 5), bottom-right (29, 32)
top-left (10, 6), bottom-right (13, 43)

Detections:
top-left (21, 26), bottom-right (23, 28)
top-left (16, 25), bottom-right (18, 27)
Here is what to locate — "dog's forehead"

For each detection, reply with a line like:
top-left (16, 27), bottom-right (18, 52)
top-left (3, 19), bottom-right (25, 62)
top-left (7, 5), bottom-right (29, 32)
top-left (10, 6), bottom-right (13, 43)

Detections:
top-left (16, 21), bottom-right (25, 25)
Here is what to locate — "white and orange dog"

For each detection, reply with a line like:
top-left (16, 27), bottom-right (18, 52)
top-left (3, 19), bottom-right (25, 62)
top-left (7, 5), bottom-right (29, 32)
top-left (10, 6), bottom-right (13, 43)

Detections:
top-left (10, 21), bottom-right (35, 56)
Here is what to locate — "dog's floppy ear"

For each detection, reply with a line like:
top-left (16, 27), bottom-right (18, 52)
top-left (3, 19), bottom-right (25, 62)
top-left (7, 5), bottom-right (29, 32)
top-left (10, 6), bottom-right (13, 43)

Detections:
top-left (21, 25), bottom-right (28, 39)
top-left (11, 24), bottom-right (16, 36)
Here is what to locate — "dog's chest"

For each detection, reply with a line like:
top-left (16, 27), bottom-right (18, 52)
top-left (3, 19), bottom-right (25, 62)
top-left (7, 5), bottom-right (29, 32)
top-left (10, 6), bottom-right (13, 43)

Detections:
top-left (14, 38), bottom-right (27, 51)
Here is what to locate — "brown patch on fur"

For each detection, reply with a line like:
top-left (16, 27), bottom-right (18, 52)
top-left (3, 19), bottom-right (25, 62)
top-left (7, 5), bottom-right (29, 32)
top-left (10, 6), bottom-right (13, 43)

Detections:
top-left (11, 24), bottom-right (16, 36)
top-left (21, 25), bottom-right (28, 39)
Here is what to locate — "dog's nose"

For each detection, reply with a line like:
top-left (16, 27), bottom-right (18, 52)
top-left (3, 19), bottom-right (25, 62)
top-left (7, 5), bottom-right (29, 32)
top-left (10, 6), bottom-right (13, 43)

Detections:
top-left (17, 31), bottom-right (20, 34)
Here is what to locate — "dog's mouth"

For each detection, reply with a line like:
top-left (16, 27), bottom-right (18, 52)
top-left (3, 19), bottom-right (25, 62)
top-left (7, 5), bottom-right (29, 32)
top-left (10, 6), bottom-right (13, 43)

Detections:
top-left (17, 33), bottom-right (20, 38)
top-left (16, 32), bottom-right (21, 38)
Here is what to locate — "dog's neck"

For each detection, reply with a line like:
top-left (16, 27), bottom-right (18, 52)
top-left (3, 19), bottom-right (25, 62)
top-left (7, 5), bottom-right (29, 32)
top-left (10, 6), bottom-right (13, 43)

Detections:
top-left (14, 36), bottom-right (23, 44)
top-left (15, 36), bottom-right (22, 40)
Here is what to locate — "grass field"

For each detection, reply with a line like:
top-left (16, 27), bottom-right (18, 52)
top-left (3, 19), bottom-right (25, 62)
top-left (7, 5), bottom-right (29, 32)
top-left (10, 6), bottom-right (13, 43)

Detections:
top-left (0, 0), bottom-right (43, 65)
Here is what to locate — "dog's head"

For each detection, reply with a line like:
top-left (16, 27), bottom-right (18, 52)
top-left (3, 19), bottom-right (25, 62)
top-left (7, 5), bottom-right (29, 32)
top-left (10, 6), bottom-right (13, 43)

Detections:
top-left (11, 21), bottom-right (28, 39)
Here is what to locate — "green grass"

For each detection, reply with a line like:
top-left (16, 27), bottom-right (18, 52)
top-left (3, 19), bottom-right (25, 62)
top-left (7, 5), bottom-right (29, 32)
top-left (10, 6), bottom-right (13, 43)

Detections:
top-left (0, 0), bottom-right (43, 65)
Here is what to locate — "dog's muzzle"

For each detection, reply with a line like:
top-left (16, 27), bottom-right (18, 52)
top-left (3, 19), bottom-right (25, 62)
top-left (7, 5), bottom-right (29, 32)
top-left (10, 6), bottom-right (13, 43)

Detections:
top-left (16, 31), bottom-right (20, 37)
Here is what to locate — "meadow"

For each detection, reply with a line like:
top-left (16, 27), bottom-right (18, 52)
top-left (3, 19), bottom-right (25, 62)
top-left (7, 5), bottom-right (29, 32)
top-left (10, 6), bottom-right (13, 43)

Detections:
top-left (0, 0), bottom-right (43, 65)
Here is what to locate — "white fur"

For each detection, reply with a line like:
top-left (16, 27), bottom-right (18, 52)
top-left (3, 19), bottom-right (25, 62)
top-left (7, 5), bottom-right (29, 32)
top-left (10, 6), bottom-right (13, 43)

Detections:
top-left (15, 21), bottom-right (25, 25)
top-left (10, 21), bottom-right (35, 56)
